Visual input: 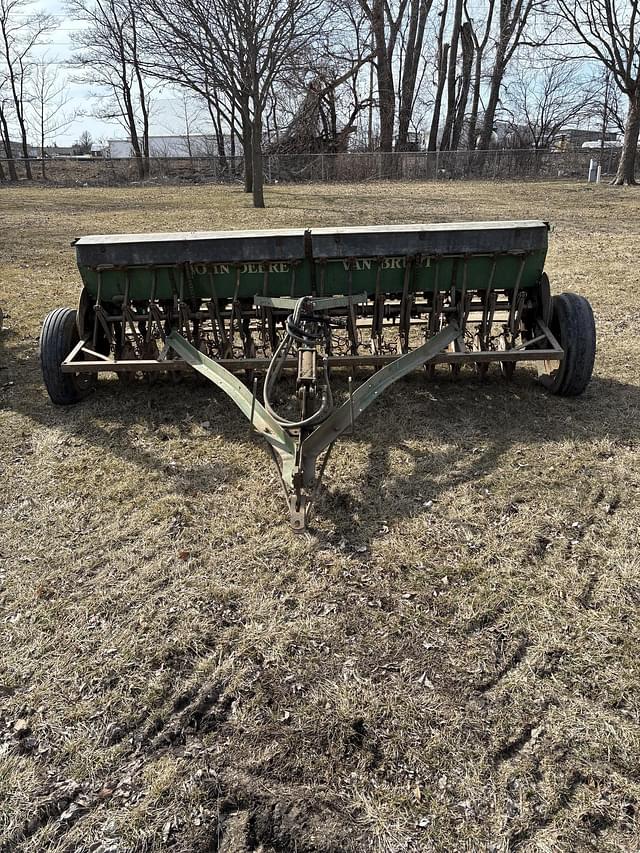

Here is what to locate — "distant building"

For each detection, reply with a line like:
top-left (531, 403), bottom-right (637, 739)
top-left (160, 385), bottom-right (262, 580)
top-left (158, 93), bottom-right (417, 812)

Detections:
top-left (552, 128), bottom-right (618, 150)
top-left (107, 135), bottom-right (236, 158)
top-left (580, 139), bottom-right (622, 150)
top-left (393, 131), bottom-right (424, 151)
top-left (43, 144), bottom-right (75, 157)
top-left (7, 140), bottom-right (40, 157)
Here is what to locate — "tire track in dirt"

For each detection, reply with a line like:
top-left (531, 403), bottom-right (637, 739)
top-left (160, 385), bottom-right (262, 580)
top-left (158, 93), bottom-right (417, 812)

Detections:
top-left (492, 711), bottom-right (550, 768)
top-left (1, 675), bottom-right (234, 852)
top-left (473, 635), bottom-right (530, 694)
top-left (505, 769), bottom-right (587, 852)
top-left (464, 601), bottom-right (508, 634)
top-left (138, 680), bottom-right (233, 752)
top-left (504, 764), bottom-right (638, 852)
top-left (1, 779), bottom-right (101, 852)
top-left (2, 671), bottom-right (360, 853)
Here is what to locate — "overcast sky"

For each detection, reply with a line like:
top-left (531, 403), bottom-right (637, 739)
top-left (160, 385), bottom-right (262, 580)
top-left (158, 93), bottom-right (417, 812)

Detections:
top-left (32, 0), bottom-right (189, 145)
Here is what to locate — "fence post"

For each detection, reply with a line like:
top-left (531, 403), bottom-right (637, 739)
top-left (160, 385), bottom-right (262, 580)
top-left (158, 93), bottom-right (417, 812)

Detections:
top-left (435, 150), bottom-right (439, 181)
top-left (320, 153), bottom-right (325, 182)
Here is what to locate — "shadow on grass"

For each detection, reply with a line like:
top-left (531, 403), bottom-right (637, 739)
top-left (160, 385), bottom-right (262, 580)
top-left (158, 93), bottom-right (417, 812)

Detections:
top-left (307, 372), bottom-right (632, 540)
top-left (2, 332), bottom-right (639, 541)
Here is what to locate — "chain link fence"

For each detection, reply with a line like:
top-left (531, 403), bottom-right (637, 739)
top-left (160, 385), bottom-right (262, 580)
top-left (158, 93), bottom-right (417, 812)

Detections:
top-left (0, 148), bottom-right (620, 187)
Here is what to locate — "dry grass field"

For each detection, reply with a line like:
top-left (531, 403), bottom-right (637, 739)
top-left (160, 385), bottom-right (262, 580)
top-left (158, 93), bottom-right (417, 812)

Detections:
top-left (1, 180), bottom-right (639, 853)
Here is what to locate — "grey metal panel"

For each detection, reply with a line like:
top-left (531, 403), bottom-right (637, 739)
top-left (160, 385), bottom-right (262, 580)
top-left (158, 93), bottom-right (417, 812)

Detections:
top-left (74, 221), bottom-right (549, 268)
top-left (310, 221), bottom-right (549, 258)
top-left (74, 229), bottom-right (308, 267)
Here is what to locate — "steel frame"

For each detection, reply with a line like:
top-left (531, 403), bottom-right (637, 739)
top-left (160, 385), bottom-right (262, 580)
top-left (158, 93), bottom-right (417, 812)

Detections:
top-left (61, 312), bottom-right (564, 529)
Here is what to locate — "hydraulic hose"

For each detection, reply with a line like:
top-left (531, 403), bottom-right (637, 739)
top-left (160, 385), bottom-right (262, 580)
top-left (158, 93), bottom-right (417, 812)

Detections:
top-left (263, 297), bottom-right (333, 430)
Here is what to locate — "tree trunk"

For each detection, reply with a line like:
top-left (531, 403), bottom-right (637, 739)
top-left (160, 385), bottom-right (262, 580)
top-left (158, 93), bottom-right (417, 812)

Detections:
top-left (19, 123), bottom-right (32, 180)
top-left (466, 48), bottom-right (483, 148)
top-left (133, 68), bottom-right (150, 177)
top-left (139, 92), bottom-right (150, 178)
top-left (368, 59), bottom-right (374, 150)
top-left (478, 47), bottom-right (505, 151)
top-left (271, 97), bottom-right (280, 144)
top-left (0, 110), bottom-right (18, 181)
top-left (13, 86), bottom-right (32, 178)
top-left (440, 0), bottom-right (463, 151)
top-left (465, 0), bottom-right (496, 150)
top-left (207, 96), bottom-right (228, 171)
top-left (230, 100), bottom-right (236, 159)
top-left (613, 93), bottom-right (639, 185)
top-left (2, 24), bottom-right (31, 177)
top-left (41, 114), bottom-right (46, 180)
top-left (427, 4), bottom-right (449, 152)
top-left (477, 0), bottom-right (532, 154)
top-left (396, 0), bottom-right (430, 150)
top-left (251, 101), bottom-right (265, 208)
top-left (372, 0), bottom-right (395, 152)
top-left (451, 21), bottom-right (474, 150)
top-left (122, 82), bottom-right (145, 180)
top-left (214, 122), bottom-right (226, 160)
top-left (130, 132), bottom-right (146, 180)
top-left (428, 44), bottom-right (449, 151)
top-left (241, 97), bottom-right (253, 193)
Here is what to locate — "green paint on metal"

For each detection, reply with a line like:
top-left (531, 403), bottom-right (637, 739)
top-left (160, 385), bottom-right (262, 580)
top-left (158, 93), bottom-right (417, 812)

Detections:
top-left (302, 321), bottom-right (461, 464)
top-left (78, 252), bottom-right (546, 304)
top-left (75, 222), bottom-right (549, 305)
top-left (166, 331), bottom-right (295, 457)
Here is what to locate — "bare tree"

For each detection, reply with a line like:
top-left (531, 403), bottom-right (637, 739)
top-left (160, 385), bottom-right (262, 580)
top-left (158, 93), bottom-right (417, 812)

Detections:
top-left (439, 0), bottom-right (463, 150)
top-left (602, 77), bottom-right (628, 137)
top-left (74, 129), bottom-right (93, 153)
top-left (140, 0), bottom-right (326, 207)
top-left (224, 0), bottom-right (327, 205)
top-left (556, 0), bottom-right (640, 185)
top-left (357, 0), bottom-right (408, 152)
top-left (0, 0), bottom-right (54, 179)
top-left (464, 0), bottom-right (495, 148)
top-left (448, 19), bottom-right (474, 149)
top-left (267, 61), bottom-right (372, 154)
top-left (69, 0), bottom-right (152, 179)
top-left (29, 56), bottom-right (75, 178)
top-left (0, 71), bottom-right (18, 179)
top-left (427, 0), bottom-right (449, 151)
top-left (321, 2), bottom-right (377, 151)
top-left (135, 0), bottom-right (250, 187)
top-left (501, 56), bottom-right (598, 149)
top-left (396, 0), bottom-right (432, 150)
top-left (477, 0), bottom-right (543, 152)
top-left (264, 7), bottom-right (375, 156)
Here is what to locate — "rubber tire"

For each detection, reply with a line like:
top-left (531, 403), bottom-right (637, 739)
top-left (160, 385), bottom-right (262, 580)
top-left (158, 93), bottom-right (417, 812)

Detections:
top-left (41, 307), bottom-right (96, 405)
top-left (544, 292), bottom-right (595, 396)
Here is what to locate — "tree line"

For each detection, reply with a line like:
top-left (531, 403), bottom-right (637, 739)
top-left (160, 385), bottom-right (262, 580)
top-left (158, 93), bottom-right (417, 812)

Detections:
top-left (0, 0), bottom-right (638, 203)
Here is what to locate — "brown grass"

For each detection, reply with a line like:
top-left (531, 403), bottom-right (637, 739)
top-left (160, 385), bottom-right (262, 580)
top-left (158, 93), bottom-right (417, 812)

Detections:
top-left (1, 180), bottom-right (640, 853)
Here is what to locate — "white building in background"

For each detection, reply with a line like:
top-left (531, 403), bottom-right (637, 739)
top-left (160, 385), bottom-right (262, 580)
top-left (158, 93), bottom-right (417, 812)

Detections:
top-left (107, 135), bottom-right (236, 158)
